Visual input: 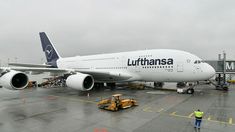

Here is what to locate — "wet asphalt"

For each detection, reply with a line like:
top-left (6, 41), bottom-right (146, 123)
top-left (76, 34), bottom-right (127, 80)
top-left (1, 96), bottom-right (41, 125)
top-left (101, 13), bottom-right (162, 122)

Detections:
top-left (0, 84), bottom-right (235, 132)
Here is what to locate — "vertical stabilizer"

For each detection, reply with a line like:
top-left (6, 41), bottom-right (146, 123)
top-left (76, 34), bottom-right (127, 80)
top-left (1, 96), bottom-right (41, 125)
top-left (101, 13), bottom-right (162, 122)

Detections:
top-left (39, 32), bottom-right (60, 67)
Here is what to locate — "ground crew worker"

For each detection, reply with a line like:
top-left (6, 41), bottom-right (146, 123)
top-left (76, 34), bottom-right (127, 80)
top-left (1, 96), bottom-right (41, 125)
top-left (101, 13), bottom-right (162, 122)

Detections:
top-left (194, 109), bottom-right (204, 129)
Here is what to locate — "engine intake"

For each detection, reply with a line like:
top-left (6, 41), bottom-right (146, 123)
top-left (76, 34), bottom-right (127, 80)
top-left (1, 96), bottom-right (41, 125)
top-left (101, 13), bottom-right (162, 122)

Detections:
top-left (66, 73), bottom-right (94, 91)
top-left (0, 70), bottom-right (28, 90)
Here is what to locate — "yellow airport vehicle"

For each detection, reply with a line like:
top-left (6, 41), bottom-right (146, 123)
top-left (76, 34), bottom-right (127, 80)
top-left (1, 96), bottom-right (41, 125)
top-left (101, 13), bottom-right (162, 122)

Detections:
top-left (227, 80), bottom-right (235, 84)
top-left (27, 81), bottom-right (37, 88)
top-left (97, 94), bottom-right (137, 111)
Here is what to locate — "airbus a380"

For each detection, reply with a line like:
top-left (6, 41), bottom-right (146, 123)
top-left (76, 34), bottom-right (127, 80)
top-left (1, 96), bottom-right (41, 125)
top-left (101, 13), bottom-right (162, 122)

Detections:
top-left (0, 32), bottom-right (215, 94)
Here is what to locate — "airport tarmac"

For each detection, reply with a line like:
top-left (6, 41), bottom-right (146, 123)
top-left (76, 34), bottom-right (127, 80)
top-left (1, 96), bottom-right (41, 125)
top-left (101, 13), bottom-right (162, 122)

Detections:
top-left (0, 84), bottom-right (235, 132)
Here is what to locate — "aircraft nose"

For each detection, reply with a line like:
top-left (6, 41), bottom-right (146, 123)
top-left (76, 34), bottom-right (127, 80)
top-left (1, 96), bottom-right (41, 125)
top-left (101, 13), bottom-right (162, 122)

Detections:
top-left (206, 64), bottom-right (216, 78)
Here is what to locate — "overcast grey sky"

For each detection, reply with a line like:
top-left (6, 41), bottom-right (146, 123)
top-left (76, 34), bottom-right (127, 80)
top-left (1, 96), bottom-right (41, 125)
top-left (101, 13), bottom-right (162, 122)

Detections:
top-left (0, 0), bottom-right (235, 65)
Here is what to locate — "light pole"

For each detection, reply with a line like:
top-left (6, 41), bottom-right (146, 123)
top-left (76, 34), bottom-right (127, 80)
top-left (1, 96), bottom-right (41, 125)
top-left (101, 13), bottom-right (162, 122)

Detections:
top-left (223, 51), bottom-right (226, 84)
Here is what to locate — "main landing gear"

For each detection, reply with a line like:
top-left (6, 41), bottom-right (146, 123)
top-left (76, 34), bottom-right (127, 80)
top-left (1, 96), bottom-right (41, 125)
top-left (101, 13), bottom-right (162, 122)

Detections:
top-left (106, 83), bottom-right (116, 90)
top-left (176, 82), bottom-right (195, 94)
top-left (154, 82), bottom-right (164, 89)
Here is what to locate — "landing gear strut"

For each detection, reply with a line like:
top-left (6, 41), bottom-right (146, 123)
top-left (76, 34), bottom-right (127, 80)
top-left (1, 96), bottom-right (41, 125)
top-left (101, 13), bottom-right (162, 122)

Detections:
top-left (106, 83), bottom-right (116, 90)
top-left (176, 82), bottom-right (195, 94)
top-left (154, 82), bottom-right (164, 88)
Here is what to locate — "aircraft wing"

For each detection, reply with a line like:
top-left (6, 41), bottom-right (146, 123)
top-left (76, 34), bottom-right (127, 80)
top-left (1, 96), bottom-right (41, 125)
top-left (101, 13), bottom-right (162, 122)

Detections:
top-left (0, 67), bottom-right (132, 81)
top-left (1, 67), bottom-right (70, 74)
top-left (8, 63), bottom-right (52, 68)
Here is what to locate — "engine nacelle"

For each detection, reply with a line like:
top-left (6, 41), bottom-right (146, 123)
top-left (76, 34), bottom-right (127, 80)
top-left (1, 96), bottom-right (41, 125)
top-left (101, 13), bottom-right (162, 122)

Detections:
top-left (66, 73), bottom-right (94, 91)
top-left (0, 70), bottom-right (29, 90)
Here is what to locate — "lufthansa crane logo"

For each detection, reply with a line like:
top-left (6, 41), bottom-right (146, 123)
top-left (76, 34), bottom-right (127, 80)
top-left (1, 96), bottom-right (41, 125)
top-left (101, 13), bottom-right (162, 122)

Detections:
top-left (45, 45), bottom-right (53, 59)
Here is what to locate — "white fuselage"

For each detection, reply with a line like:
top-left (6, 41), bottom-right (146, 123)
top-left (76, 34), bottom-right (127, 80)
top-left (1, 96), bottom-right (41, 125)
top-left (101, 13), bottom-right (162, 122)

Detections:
top-left (56, 49), bottom-right (215, 83)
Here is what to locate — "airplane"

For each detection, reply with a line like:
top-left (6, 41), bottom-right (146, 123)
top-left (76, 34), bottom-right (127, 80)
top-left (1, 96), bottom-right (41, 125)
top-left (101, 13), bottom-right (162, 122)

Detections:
top-left (0, 32), bottom-right (215, 94)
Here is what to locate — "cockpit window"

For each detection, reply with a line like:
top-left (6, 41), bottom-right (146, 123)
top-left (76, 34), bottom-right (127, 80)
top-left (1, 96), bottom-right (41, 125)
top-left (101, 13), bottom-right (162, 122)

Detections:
top-left (194, 60), bottom-right (203, 64)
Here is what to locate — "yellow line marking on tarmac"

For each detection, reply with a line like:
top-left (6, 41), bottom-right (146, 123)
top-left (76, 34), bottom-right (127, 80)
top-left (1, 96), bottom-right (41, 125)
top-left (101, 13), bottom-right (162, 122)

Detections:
top-left (141, 106), bottom-right (235, 126)
top-left (141, 107), bottom-right (235, 126)
top-left (169, 113), bottom-right (235, 126)
top-left (170, 111), bottom-right (177, 115)
top-left (48, 95), bottom-right (235, 126)
top-left (188, 113), bottom-right (194, 118)
top-left (207, 118), bottom-right (234, 125)
top-left (157, 108), bottom-right (164, 112)
top-left (143, 107), bottom-right (153, 112)
top-left (170, 113), bottom-right (190, 119)
top-left (229, 118), bottom-right (233, 124)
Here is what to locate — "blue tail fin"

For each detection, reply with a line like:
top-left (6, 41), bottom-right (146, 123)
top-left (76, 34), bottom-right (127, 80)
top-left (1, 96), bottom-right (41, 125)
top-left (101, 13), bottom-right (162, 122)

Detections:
top-left (39, 32), bottom-right (60, 67)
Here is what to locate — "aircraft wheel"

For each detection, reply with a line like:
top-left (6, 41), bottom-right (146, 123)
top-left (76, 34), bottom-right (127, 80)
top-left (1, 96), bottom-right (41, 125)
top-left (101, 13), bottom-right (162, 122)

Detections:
top-left (186, 89), bottom-right (194, 94)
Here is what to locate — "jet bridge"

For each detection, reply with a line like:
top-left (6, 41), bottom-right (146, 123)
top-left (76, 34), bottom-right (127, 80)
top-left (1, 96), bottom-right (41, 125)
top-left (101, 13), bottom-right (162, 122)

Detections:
top-left (205, 52), bottom-right (235, 90)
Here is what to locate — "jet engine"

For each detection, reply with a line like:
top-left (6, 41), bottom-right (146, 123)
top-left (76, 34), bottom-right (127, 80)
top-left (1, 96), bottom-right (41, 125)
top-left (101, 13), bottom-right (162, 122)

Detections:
top-left (66, 73), bottom-right (94, 91)
top-left (0, 70), bottom-right (29, 90)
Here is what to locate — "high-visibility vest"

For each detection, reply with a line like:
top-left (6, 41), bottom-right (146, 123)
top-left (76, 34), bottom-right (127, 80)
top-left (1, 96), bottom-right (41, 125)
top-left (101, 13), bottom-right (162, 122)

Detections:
top-left (194, 111), bottom-right (204, 119)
